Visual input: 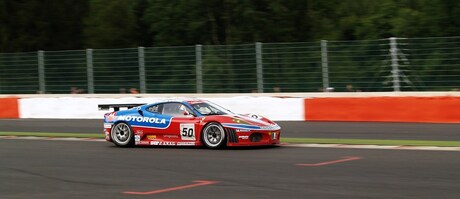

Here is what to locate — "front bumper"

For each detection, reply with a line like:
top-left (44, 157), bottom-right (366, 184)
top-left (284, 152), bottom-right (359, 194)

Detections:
top-left (226, 128), bottom-right (281, 146)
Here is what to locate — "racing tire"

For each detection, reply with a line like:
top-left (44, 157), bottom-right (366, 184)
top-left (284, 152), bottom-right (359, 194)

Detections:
top-left (202, 122), bottom-right (226, 149)
top-left (111, 122), bottom-right (135, 147)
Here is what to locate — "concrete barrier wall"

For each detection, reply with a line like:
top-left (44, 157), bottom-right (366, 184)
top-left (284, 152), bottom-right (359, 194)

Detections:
top-left (15, 96), bottom-right (304, 121)
top-left (0, 97), bottom-right (19, 118)
top-left (1, 92), bottom-right (460, 123)
top-left (304, 96), bottom-right (460, 123)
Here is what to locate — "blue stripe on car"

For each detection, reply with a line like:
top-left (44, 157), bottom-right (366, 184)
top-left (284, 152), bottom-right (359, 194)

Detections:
top-left (222, 123), bottom-right (262, 130)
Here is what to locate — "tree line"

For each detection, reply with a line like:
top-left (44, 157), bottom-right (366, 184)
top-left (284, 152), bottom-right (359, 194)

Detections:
top-left (0, 0), bottom-right (459, 53)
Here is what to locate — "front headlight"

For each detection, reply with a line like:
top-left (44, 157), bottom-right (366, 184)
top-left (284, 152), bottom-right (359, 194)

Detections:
top-left (233, 118), bottom-right (250, 124)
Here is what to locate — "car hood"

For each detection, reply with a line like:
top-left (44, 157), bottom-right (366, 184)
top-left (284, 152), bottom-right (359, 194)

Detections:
top-left (205, 114), bottom-right (280, 131)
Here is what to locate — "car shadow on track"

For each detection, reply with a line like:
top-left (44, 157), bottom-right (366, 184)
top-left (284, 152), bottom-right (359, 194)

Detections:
top-left (106, 144), bottom-right (282, 151)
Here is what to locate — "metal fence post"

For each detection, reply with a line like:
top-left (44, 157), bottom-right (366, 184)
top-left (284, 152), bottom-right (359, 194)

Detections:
top-left (389, 37), bottom-right (400, 92)
top-left (256, 42), bottom-right (264, 93)
top-left (321, 40), bottom-right (329, 91)
top-left (86, 49), bottom-right (94, 94)
top-left (37, 50), bottom-right (45, 94)
top-left (138, 47), bottom-right (146, 93)
top-left (196, 44), bottom-right (203, 93)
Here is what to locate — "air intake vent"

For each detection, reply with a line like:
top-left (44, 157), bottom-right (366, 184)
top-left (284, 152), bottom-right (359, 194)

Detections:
top-left (250, 133), bottom-right (262, 142)
top-left (226, 128), bottom-right (238, 143)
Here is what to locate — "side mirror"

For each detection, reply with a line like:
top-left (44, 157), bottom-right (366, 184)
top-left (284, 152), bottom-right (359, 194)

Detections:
top-left (138, 109), bottom-right (144, 116)
top-left (183, 111), bottom-right (196, 117)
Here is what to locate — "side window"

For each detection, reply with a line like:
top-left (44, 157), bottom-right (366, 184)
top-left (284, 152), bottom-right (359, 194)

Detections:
top-left (147, 105), bottom-right (160, 113)
top-left (162, 103), bottom-right (192, 117)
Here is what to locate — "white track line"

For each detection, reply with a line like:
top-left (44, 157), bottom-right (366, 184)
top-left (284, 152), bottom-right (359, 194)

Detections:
top-left (284, 143), bottom-right (460, 151)
top-left (1, 136), bottom-right (460, 151)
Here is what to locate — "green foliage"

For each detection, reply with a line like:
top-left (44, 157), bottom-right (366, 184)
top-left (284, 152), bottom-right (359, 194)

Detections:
top-left (1, 0), bottom-right (460, 93)
top-left (84, 0), bottom-right (143, 48)
top-left (1, 0), bottom-right (459, 50)
top-left (0, 0), bottom-right (87, 52)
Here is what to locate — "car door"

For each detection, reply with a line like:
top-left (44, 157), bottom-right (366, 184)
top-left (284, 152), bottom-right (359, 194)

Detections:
top-left (144, 102), bottom-right (201, 143)
top-left (162, 102), bottom-right (201, 142)
top-left (138, 103), bottom-right (173, 137)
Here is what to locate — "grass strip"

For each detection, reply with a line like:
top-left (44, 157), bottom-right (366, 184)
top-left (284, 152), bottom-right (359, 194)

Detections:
top-left (0, 132), bottom-right (104, 139)
top-left (281, 138), bottom-right (460, 147)
top-left (1, 132), bottom-right (460, 147)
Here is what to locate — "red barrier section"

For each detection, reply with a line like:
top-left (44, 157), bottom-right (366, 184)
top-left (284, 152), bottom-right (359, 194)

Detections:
top-left (0, 97), bottom-right (19, 118)
top-left (304, 97), bottom-right (460, 123)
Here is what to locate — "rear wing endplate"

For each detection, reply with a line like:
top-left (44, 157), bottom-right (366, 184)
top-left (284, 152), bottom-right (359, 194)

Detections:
top-left (98, 103), bottom-right (146, 111)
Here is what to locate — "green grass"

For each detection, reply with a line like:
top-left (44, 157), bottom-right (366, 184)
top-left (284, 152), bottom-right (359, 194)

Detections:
top-left (1, 132), bottom-right (460, 147)
top-left (0, 132), bottom-right (104, 139)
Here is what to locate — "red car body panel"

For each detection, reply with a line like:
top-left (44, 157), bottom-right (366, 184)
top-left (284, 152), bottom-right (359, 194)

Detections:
top-left (102, 100), bottom-right (281, 147)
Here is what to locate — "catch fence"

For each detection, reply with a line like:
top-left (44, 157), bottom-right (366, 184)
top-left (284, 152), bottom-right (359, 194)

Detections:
top-left (1, 36), bottom-right (459, 94)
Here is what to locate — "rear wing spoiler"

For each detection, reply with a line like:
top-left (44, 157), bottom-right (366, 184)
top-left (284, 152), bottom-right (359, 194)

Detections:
top-left (98, 103), bottom-right (146, 112)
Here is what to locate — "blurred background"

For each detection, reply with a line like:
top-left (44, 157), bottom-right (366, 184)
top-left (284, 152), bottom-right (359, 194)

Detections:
top-left (1, 0), bottom-right (459, 94)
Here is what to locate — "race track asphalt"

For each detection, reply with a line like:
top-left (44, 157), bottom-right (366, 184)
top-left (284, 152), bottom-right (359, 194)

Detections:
top-left (1, 139), bottom-right (460, 199)
top-left (1, 119), bottom-right (460, 140)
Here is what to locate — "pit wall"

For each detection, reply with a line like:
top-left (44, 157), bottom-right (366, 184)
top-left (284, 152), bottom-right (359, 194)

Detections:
top-left (1, 92), bottom-right (460, 123)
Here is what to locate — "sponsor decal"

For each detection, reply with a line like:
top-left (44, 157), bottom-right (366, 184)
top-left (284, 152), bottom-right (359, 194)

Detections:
top-left (260, 125), bottom-right (280, 130)
top-left (105, 131), bottom-right (110, 140)
top-left (135, 130), bottom-right (144, 135)
top-left (104, 123), bottom-right (112, 128)
top-left (117, 115), bottom-right (172, 129)
top-left (118, 115), bottom-right (166, 124)
top-left (238, 135), bottom-right (249, 140)
top-left (235, 129), bottom-right (250, 132)
top-left (163, 142), bottom-right (175, 146)
top-left (150, 141), bottom-right (176, 146)
top-left (138, 141), bottom-right (150, 145)
top-left (106, 112), bottom-right (117, 122)
top-left (164, 135), bottom-right (179, 138)
top-left (147, 135), bottom-right (157, 140)
top-left (134, 135), bottom-right (141, 142)
top-left (177, 142), bottom-right (195, 146)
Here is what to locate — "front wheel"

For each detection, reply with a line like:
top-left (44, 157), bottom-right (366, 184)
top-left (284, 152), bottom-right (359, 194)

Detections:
top-left (111, 122), bottom-right (134, 147)
top-left (202, 122), bottom-right (226, 149)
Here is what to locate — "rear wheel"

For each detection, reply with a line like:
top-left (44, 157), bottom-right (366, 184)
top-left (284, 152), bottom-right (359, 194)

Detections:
top-left (111, 122), bottom-right (134, 147)
top-left (202, 122), bottom-right (226, 149)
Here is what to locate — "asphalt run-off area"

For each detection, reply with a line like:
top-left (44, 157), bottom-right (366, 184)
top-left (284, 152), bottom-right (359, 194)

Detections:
top-left (1, 120), bottom-right (460, 198)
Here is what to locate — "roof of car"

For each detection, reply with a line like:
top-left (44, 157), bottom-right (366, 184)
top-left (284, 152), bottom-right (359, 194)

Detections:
top-left (149, 98), bottom-right (206, 105)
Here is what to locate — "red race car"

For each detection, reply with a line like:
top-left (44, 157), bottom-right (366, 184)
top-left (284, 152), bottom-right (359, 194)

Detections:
top-left (98, 99), bottom-right (281, 149)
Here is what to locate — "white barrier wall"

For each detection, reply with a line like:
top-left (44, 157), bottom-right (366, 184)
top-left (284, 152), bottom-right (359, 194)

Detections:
top-left (11, 91), bottom-right (460, 121)
top-left (18, 96), bottom-right (304, 121)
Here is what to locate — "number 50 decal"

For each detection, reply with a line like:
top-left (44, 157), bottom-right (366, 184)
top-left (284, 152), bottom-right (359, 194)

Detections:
top-left (180, 123), bottom-right (196, 140)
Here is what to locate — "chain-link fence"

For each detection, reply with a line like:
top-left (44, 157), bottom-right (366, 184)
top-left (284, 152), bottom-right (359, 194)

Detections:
top-left (1, 36), bottom-right (460, 94)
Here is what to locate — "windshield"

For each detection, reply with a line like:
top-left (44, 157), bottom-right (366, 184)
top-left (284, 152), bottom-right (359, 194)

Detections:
top-left (191, 102), bottom-right (233, 116)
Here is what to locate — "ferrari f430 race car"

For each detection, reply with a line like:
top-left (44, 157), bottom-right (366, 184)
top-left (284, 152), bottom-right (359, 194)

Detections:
top-left (98, 100), bottom-right (281, 149)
